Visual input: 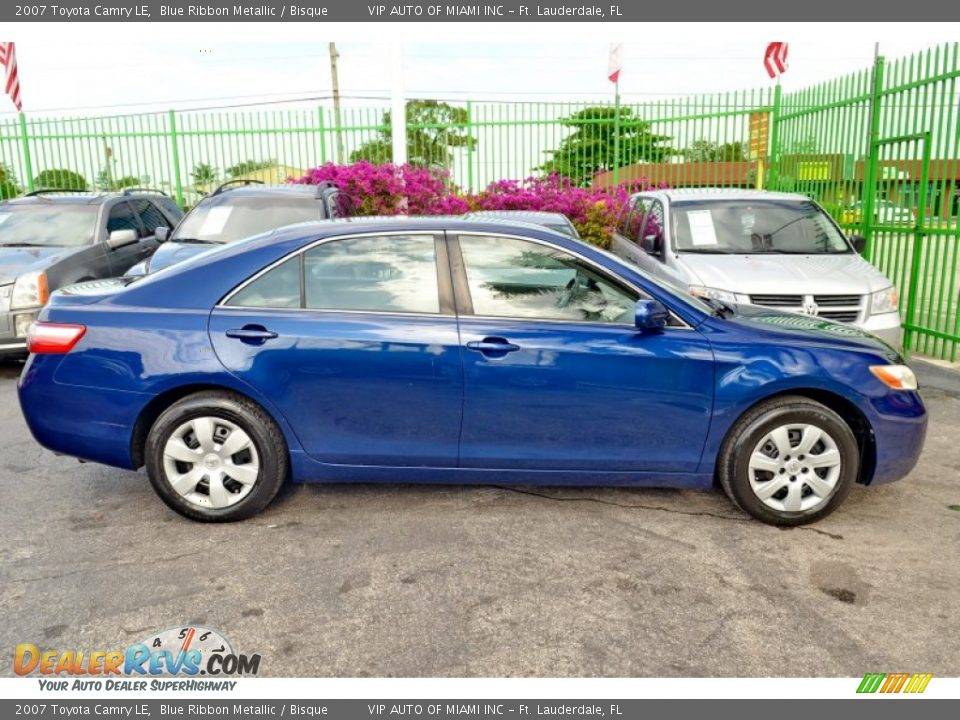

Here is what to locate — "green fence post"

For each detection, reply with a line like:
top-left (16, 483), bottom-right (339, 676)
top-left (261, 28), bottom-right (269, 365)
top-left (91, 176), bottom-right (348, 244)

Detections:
top-left (317, 106), bottom-right (327, 165)
top-left (903, 134), bottom-right (933, 354)
top-left (767, 84), bottom-right (782, 190)
top-left (861, 55), bottom-right (885, 260)
top-left (168, 110), bottom-right (184, 207)
top-left (18, 112), bottom-right (34, 192)
top-left (612, 91), bottom-right (621, 186)
top-left (466, 100), bottom-right (474, 193)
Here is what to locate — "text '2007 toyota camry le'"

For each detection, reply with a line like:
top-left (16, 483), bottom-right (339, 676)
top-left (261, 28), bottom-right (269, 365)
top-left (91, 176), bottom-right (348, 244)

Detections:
top-left (18, 218), bottom-right (927, 525)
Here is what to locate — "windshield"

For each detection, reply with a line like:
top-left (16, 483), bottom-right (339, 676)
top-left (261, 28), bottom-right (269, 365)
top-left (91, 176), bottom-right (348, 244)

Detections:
top-left (672, 199), bottom-right (852, 255)
top-left (0, 205), bottom-right (99, 247)
top-left (585, 239), bottom-right (716, 317)
top-left (173, 195), bottom-right (321, 244)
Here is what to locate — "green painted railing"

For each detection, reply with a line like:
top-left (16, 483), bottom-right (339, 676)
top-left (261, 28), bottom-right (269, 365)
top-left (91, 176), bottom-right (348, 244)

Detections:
top-left (1, 43), bottom-right (958, 359)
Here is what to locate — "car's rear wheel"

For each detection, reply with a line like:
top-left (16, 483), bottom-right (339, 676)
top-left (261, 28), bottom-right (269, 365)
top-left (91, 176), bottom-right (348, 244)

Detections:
top-left (145, 391), bottom-right (287, 522)
top-left (717, 396), bottom-right (860, 526)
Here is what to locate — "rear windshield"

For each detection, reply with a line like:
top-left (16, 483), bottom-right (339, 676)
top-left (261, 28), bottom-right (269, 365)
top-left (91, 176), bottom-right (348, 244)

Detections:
top-left (545, 223), bottom-right (577, 237)
top-left (173, 195), bottom-right (321, 244)
top-left (672, 199), bottom-right (852, 255)
top-left (0, 205), bottom-right (99, 247)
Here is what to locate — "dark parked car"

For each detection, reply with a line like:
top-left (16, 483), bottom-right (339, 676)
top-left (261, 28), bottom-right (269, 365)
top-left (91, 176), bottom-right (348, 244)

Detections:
top-left (125, 180), bottom-right (354, 277)
top-left (0, 189), bottom-right (182, 355)
top-left (465, 210), bottom-right (580, 238)
top-left (20, 219), bottom-right (926, 525)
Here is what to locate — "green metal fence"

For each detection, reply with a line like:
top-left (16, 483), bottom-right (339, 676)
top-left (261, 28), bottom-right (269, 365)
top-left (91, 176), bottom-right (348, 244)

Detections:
top-left (774, 44), bottom-right (960, 360)
top-left (1, 43), bottom-right (959, 359)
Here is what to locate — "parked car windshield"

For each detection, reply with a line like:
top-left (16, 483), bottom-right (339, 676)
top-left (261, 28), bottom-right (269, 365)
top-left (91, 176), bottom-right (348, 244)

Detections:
top-left (172, 195), bottom-right (321, 244)
top-left (671, 199), bottom-right (852, 255)
top-left (0, 205), bottom-right (99, 247)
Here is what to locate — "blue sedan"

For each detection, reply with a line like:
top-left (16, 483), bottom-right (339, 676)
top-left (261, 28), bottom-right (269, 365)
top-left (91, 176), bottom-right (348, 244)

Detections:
top-left (18, 219), bottom-right (927, 524)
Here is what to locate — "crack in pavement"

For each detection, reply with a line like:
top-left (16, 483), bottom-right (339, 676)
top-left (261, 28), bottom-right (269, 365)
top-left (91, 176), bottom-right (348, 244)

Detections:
top-left (490, 485), bottom-right (844, 540)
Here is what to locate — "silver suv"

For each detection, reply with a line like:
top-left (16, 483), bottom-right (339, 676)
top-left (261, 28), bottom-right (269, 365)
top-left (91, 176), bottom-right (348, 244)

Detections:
top-left (610, 189), bottom-right (902, 347)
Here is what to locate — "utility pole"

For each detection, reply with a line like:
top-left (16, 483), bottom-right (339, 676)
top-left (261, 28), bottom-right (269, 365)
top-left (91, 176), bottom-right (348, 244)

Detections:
top-left (391, 43), bottom-right (407, 167)
top-left (329, 42), bottom-right (345, 164)
top-left (102, 137), bottom-right (114, 190)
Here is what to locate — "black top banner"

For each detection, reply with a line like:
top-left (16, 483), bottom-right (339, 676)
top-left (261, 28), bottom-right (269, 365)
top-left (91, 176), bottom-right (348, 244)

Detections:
top-left (1, 0), bottom-right (957, 22)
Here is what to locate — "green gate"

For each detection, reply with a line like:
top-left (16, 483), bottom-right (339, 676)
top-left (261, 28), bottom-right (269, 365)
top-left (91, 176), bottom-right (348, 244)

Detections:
top-left (772, 44), bottom-right (960, 360)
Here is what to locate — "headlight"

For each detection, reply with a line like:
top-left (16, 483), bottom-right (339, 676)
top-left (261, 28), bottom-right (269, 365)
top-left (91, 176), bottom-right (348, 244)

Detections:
top-left (11, 271), bottom-right (50, 310)
top-left (870, 364), bottom-right (918, 391)
top-left (870, 286), bottom-right (899, 315)
top-left (689, 286), bottom-right (738, 304)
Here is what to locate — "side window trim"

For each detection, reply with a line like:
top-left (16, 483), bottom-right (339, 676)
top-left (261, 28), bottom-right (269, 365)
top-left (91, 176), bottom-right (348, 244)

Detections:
top-left (449, 232), bottom-right (643, 326)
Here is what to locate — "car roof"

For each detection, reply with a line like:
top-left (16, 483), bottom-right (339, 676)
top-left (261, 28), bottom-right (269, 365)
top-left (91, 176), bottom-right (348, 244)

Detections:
top-left (466, 210), bottom-right (573, 223)
top-left (0, 190), bottom-right (169, 207)
top-left (242, 216), bottom-right (581, 241)
top-left (271, 215), bottom-right (575, 238)
top-left (633, 188), bottom-right (810, 203)
top-left (201, 184), bottom-right (330, 200)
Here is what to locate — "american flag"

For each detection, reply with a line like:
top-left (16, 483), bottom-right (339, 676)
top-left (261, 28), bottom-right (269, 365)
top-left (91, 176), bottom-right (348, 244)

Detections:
top-left (0, 42), bottom-right (22, 111)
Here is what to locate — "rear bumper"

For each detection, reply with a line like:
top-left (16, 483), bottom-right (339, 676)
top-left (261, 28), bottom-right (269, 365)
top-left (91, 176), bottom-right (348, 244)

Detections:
top-left (18, 354), bottom-right (146, 469)
top-left (864, 389), bottom-right (928, 485)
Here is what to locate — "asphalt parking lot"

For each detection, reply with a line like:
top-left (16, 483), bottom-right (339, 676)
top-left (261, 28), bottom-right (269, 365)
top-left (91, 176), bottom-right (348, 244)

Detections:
top-left (1, 358), bottom-right (958, 678)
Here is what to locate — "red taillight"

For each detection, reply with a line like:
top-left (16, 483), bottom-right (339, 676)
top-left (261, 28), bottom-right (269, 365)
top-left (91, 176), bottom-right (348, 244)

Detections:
top-left (27, 322), bottom-right (87, 355)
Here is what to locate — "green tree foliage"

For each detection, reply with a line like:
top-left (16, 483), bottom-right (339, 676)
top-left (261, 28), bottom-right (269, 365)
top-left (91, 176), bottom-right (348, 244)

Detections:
top-left (784, 132), bottom-right (819, 155)
top-left (95, 169), bottom-right (142, 190)
top-left (0, 163), bottom-right (20, 199)
top-left (351, 100), bottom-right (476, 169)
top-left (537, 106), bottom-right (674, 186)
top-left (33, 168), bottom-right (88, 191)
top-left (191, 163), bottom-right (218, 186)
top-left (226, 159), bottom-right (275, 177)
top-left (683, 139), bottom-right (747, 162)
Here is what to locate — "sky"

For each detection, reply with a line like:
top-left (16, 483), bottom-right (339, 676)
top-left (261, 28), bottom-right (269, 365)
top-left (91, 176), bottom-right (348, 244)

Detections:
top-left (2, 39), bottom-right (955, 117)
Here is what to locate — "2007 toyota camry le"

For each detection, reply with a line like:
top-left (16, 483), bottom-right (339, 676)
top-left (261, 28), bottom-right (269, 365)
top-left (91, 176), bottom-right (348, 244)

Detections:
top-left (17, 218), bottom-right (927, 525)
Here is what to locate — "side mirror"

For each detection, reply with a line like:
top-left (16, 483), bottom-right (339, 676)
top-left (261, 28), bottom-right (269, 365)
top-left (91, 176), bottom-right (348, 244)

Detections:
top-left (155, 226), bottom-right (170, 243)
top-left (635, 298), bottom-right (669, 333)
top-left (849, 234), bottom-right (867, 254)
top-left (106, 229), bottom-right (138, 250)
top-left (640, 234), bottom-right (662, 255)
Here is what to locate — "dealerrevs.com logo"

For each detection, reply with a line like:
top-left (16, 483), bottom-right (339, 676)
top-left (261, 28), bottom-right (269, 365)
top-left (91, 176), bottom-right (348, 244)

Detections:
top-left (15, 626), bottom-right (261, 687)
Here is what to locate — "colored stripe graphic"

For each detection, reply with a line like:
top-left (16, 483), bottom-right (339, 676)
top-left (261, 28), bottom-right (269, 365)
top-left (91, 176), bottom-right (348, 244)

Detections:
top-left (857, 672), bottom-right (932, 694)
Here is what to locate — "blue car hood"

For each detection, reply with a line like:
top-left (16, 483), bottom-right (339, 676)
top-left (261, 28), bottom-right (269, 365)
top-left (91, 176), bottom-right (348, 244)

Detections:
top-left (730, 303), bottom-right (900, 360)
top-left (0, 245), bottom-right (81, 284)
top-left (147, 241), bottom-right (221, 273)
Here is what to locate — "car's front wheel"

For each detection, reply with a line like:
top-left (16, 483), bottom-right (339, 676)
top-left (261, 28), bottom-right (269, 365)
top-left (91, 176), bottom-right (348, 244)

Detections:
top-left (145, 391), bottom-right (288, 522)
top-left (718, 396), bottom-right (860, 525)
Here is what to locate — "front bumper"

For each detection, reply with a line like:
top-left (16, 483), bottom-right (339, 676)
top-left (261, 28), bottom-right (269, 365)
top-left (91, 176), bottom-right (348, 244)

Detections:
top-left (864, 388), bottom-right (928, 485)
top-left (0, 308), bottom-right (40, 356)
top-left (856, 312), bottom-right (903, 350)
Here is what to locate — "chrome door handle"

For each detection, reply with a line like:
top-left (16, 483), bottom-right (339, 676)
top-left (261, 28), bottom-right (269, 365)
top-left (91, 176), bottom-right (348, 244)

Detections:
top-left (466, 338), bottom-right (520, 354)
top-left (225, 326), bottom-right (278, 343)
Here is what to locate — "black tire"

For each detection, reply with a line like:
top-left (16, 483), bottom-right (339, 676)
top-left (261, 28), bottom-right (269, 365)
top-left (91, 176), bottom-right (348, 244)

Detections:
top-left (717, 395), bottom-right (860, 526)
top-left (144, 391), bottom-right (288, 522)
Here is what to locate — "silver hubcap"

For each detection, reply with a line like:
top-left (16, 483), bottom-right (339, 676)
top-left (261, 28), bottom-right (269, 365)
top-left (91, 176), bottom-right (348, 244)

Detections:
top-left (747, 423), bottom-right (842, 513)
top-left (162, 416), bottom-right (260, 509)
